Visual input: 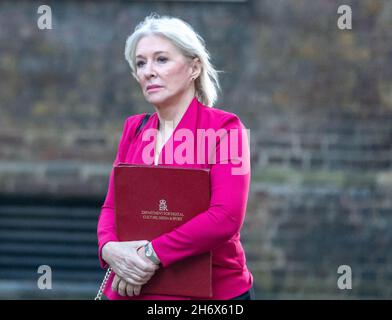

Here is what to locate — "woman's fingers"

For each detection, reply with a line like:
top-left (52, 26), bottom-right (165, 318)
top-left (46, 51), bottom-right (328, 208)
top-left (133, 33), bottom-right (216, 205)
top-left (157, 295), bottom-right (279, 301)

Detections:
top-left (105, 241), bottom-right (159, 281)
top-left (112, 274), bottom-right (144, 296)
top-left (111, 274), bottom-right (120, 293)
top-left (126, 283), bottom-right (134, 297)
top-left (117, 278), bottom-right (127, 296)
top-left (112, 274), bottom-right (135, 296)
top-left (126, 283), bottom-right (142, 297)
top-left (124, 257), bottom-right (158, 277)
top-left (130, 255), bottom-right (159, 273)
top-left (129, 240), bottom-right (149, 248)
top-left (124, 275), bottom-right (144, 285)
top-left (106, 241), bottom-right (160, 288)
top-left (133, 285), bottom-right (142, 296)
top-left (124, 274), bottom-right (148, 286)
top-left (125, 267), bottom-right (155, 281)
top-left (112, 264), bottom-right (153, 285)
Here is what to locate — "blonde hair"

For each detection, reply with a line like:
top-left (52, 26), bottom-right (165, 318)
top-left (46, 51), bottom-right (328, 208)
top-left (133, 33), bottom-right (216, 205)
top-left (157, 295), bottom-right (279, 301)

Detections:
top-left (124, 13), bottom-right (221, 107)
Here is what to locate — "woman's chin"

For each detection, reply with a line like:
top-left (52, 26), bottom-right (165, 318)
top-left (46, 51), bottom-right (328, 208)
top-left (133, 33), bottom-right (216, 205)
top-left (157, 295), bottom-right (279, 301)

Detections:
top-left (145, 94), bottom-right (168, 106)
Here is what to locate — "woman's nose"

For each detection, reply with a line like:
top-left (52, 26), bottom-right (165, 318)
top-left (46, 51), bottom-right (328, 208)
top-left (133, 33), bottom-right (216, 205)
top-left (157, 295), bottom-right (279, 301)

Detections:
top-left (143, 61), bottom-right (156, 78)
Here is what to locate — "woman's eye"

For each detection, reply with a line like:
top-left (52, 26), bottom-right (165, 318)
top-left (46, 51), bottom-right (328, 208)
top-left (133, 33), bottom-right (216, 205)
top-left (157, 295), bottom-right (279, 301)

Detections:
top-left (136, 61), bottom-right (145, 68)
top-left (157, 56), bottom-right (168, 63)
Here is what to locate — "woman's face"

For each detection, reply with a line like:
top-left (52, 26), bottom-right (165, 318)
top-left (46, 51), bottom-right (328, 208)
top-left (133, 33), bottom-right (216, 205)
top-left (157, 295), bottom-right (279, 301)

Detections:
top-left (134, 34), bottom-right (198, 107)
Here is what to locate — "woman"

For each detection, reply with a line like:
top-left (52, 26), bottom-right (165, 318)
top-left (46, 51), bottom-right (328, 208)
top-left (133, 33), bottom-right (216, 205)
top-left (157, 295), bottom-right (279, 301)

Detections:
top-left (97, 14), bottom-right (255, 300)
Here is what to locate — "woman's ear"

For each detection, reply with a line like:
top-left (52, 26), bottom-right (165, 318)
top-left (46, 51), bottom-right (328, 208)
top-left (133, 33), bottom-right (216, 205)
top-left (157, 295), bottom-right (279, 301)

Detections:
top-left (190, 57), bottom-right (202, 79)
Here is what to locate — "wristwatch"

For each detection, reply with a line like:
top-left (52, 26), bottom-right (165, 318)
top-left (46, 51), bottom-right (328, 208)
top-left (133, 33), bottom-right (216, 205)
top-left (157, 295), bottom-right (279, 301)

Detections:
top-left (144, 242), bottom-right (160, 265)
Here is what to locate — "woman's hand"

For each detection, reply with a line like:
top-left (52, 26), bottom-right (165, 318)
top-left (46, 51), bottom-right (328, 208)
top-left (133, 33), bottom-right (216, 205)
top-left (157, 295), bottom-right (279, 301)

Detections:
top-left (112, 274), bottom-right (142, 297)
top-left (102, 240), bottom-right (159, 285)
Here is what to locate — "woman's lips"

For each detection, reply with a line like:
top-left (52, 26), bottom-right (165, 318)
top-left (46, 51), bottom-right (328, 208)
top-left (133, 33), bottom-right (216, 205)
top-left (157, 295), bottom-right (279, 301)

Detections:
top-left (147, 86), bottom-right (162, 92)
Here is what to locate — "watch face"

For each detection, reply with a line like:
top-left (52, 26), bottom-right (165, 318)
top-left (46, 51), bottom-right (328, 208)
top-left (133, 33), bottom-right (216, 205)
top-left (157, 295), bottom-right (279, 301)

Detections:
top-left (146, 245), bottom-right (152, 256)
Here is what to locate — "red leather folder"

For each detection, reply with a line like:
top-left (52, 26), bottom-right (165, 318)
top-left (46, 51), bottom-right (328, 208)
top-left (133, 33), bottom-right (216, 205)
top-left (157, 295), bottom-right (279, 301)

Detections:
top-left (114, 164), bottom-right (212, 298)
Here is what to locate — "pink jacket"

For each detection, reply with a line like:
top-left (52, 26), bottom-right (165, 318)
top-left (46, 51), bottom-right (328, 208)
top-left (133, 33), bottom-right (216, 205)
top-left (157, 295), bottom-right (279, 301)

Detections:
top-left (97, 97), bottom-right (253, 300)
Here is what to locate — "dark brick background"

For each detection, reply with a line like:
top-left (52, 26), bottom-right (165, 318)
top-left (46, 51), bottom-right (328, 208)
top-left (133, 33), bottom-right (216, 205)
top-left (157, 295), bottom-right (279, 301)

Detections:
top-left (0, 0), bottom-right (391, 299)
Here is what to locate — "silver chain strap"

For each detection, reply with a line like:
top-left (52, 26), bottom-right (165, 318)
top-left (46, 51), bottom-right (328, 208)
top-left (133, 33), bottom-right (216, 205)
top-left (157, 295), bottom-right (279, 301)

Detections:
top-left (94, 267), bottom-right (112, 300)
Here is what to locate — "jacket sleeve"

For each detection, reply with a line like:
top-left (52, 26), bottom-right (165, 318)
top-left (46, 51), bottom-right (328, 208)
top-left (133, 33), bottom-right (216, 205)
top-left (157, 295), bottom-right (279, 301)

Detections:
top-left (151, 114), bottom-right (251, 267)
top-left (97, 116), bottom-right (135, 269)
